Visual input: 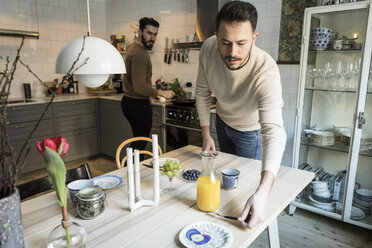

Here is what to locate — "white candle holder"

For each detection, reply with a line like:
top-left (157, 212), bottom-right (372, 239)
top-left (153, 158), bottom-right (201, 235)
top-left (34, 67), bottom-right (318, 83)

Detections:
top-left (127, 134), bottom-right (160, 212)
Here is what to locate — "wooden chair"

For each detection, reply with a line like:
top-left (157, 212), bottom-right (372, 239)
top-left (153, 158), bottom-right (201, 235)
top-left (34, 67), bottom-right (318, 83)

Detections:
top-left (18, 163), bottom-right (92, 200)
top-left (115, 137), bottom-right (163, 169)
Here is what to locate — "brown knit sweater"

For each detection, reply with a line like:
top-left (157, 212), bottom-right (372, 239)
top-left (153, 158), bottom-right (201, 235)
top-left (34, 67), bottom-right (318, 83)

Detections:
top-left (123, 43), bottom-right (158, 99)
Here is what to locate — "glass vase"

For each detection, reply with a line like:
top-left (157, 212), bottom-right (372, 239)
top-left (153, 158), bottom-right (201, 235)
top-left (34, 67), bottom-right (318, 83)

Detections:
top-left (47, 221), bottom-right (87, 248)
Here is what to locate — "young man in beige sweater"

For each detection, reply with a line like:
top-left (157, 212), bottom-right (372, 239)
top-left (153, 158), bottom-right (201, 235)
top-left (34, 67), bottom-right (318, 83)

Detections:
top-left (195, 1), bottom-right (286, 229)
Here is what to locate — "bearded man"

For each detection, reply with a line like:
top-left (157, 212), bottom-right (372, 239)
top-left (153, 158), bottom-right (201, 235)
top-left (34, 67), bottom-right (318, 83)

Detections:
top-left (195, 1), bottom-right (286, 229)
top-left (122, 17), bottom-right (174, 157)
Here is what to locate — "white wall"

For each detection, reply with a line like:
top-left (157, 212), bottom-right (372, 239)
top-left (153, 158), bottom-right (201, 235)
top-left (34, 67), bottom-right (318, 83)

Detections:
top-left (0, 0), bottom-right (299, 166)
top-left (0, 0), bottom-right (107, 97)
top-left (249, 0), bottom-right (299, 166)
top-left (106, 0), bottom-right (199, 89)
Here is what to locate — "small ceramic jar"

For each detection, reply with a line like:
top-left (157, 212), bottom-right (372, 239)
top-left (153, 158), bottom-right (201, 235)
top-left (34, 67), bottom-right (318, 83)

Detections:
top-left (76, 186), bottom-right (106, 219)
top-left (333, 40), bottom-right (343, 50)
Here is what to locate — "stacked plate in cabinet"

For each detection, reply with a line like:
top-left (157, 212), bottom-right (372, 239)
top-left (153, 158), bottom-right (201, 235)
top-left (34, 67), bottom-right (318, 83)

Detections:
top-left (350, 206), bottom-right (365, 221)
top-left (353, 188), bottom-right (372, 216)
top-left (308, 131), bottom-right (335, 146)
top-left (308, 195), bottom-right (336, 212)
top-left (308, 181), bottom-right (335, 212)
top-left (336, 206), bottom-right (366, 221)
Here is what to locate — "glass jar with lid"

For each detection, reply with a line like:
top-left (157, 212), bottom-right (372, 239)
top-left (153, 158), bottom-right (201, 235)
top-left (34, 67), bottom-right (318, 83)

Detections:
top-left (76, 186), bottom-right (106, 219)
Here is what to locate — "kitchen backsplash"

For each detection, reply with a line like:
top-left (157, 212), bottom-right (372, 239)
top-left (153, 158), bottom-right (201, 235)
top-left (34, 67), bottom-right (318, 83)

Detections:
top-left (0, 0), bottom-right (297, 166)
top-left (0, 0), bottom-right (107, 97)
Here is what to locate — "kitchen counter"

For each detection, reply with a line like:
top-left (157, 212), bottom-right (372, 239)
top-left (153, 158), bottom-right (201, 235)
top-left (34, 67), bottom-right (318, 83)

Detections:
top-left (7, 93), bottom-right (218, 111)
top-left (7, 93), bottom-right (171, 107)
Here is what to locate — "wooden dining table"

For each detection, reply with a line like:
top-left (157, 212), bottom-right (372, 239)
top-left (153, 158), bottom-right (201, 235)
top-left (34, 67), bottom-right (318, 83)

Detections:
top-left (21, 145), bottom-right (314, 247)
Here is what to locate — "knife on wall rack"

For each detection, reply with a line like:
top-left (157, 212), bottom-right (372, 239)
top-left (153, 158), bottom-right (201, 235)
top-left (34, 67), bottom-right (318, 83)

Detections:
top-left (168, 39), bottom-right (174, 64)
top-left (164, 37), bottom-right (169, 63)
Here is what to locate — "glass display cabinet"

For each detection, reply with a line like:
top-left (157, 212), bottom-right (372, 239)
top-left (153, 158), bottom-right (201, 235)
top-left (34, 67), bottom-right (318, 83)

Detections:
top-left (290, 2), bottom-right (372, 230)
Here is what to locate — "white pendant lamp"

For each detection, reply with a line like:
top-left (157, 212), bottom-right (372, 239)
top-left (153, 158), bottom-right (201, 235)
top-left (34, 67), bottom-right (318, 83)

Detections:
top-left (55, 0), bottom-right (125, 88)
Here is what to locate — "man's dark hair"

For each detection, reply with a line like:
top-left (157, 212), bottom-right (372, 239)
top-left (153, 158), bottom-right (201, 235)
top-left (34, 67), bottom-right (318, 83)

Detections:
top-left (216, 1), bottom-right (258, 32)
top-left (139, 17), bottom-right (159, 31)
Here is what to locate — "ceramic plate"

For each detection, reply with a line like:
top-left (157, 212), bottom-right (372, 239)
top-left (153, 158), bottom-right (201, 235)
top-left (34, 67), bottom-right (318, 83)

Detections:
top-left (179, 221), bottom-right (233, 248)
top-left (92, 175), bottom-right (123, 190)
top-left (152, 158), bottom-right (180, 167)
top-left (351, 206), bottom-right (365, 220)
top-left (355, 188), bottom-right (372, 198)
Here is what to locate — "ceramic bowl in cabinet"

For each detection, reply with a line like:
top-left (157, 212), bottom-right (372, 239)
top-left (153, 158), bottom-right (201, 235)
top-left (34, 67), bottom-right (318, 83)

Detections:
top-left (311, 38), bottom-right (331, 50)
top-left (311, 27), bottom-right (334, 39)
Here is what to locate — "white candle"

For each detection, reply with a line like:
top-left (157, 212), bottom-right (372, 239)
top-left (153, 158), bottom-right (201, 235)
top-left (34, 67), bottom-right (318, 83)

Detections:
top-left (353, 32), bottom-right (359, 39)
top-left (134, 149), bottom-right (141, 200)
top-left (152, 134), bottom-right (160, 205)
top-left (126, 148), bottom-right (135, 210)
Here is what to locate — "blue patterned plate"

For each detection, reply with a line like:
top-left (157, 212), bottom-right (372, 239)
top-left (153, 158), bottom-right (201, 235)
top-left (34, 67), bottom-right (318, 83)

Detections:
top-left (92, 175), bottom-right (123, 190)
top-left (179, 221), bottom-right (233, 248)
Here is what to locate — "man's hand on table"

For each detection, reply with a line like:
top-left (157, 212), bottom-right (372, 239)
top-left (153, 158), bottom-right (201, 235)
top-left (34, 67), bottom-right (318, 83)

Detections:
top-left (238, 170), bottom-right (275, 229)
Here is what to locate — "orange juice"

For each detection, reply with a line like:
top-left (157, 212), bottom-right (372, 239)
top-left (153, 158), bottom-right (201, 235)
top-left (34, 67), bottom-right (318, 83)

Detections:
top-left (197, 176), bottom-right (220, 212)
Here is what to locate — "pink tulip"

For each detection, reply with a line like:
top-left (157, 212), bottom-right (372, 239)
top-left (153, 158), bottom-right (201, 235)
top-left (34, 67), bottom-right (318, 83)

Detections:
top-left (36, 136), bottom-right (69, 157)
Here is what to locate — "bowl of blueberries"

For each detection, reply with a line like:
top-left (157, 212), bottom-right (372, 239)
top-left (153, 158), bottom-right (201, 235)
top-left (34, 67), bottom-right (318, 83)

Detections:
top-left (181, 169), bottom-right (201, 183)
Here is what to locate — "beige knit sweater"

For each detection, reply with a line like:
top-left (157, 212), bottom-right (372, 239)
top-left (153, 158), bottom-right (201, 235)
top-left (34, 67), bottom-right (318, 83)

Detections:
top-left (195, 36), bottom-right (286, 176)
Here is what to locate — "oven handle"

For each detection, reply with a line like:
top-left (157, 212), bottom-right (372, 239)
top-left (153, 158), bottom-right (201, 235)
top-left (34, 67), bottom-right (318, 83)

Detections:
top-left (164, 123), bottom-right (201, 132)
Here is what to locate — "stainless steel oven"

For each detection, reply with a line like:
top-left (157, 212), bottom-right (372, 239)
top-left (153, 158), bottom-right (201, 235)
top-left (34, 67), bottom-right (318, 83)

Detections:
top-left (165, 105), bottom-right (203, 151)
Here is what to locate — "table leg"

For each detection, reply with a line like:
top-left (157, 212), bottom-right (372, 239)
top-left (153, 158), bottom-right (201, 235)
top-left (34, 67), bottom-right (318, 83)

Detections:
top-left (267, 217), bottom-right (280, 248)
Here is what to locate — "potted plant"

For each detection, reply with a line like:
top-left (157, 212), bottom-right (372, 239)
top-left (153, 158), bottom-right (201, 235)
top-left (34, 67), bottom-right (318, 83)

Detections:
top-left (0, 37), bottom-right (88, 247)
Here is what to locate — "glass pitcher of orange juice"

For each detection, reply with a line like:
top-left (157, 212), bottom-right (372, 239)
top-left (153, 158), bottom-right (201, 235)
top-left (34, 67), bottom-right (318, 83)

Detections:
top-left (197, 151), bottom-right (220, 212)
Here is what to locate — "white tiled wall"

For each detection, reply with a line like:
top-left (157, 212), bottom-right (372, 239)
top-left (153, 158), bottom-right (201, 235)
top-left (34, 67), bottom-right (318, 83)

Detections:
top-left (247, 0), bottom-right (298, 167)
top-left (0, 0), bottom-right (107, 97)
top-left (106, 0), bottom-right (198, 89)
top-left (0, 0), bottom-right (299, 166)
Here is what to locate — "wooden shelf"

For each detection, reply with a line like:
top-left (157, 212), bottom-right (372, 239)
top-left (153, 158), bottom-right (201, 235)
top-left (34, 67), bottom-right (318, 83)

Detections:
top-left (119, 50), bottom-right (152, 54)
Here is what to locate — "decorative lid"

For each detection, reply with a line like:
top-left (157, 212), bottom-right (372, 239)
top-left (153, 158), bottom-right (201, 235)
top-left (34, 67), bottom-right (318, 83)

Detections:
top-left (76, 186), bottom-right (104, 201)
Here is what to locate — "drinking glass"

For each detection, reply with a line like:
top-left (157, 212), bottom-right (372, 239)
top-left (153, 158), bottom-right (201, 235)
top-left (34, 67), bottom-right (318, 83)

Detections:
top-left (350, 58), bottom-right (361, 91)
top-left (163, 175), bottom-right (178, 194)
top-left (324, 62), bottom-right (334, 89)
top-left (334, 61), bottom-right (343, 90)
top-left (305, 67), bottom-right (314, 89)
top-left (314, 68), bottom-right (325, 89)
top-left (345, 61), bottom-right (354, 90)
top-left (368, 66), bottom-right (372, 93)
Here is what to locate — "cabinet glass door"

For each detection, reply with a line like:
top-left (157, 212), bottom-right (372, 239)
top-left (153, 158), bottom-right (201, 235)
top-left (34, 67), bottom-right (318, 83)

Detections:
top-left (296, 7), bottom-right (369, 218)
top-left (350, 56), bottom-right (372, 227)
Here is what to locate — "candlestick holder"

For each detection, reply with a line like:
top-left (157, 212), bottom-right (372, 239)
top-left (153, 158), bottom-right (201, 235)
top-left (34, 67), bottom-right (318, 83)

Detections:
top-left (126, 134), bottom-right (160, 212)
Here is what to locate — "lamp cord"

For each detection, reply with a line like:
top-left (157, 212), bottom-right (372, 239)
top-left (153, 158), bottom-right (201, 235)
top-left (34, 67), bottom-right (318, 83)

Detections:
top-left (86, 0), bottom-right (91, 36)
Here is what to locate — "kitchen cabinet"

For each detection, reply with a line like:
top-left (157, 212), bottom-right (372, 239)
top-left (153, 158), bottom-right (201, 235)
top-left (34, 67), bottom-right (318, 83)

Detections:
top-left (5, 103), bottom-right (54, 174)
top-left (151, 105), bottom-right (166, 152)
top-left (53, 99), bottom-right (99, 162)
top-left (291, 2), bottom-right (372, 230)
top-left (99, 99), bottom-right (132, 158)
top-left (99, 100), bottom-right (165, 158)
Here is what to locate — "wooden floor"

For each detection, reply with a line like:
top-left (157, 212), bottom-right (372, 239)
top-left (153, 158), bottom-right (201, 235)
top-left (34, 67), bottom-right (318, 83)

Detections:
top-left (19, 155), bottom-right (372, 248)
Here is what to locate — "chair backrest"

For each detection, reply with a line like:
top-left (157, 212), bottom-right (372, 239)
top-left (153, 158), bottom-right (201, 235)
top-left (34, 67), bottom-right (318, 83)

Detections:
top-left (18, 163), bottom-right (92, 201)
top-left (115, 137), bottom-right (163, 169)
top-left (66, 163), bottom-right (92, 184)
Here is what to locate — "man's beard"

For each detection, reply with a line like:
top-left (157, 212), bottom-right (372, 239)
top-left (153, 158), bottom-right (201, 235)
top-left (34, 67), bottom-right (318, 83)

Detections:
top-left (141, 36), bottom-right (154, 50)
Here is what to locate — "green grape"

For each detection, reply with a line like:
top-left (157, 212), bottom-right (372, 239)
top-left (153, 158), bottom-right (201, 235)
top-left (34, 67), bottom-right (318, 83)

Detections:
top-left (162, 159), bottom-right (181, 178)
